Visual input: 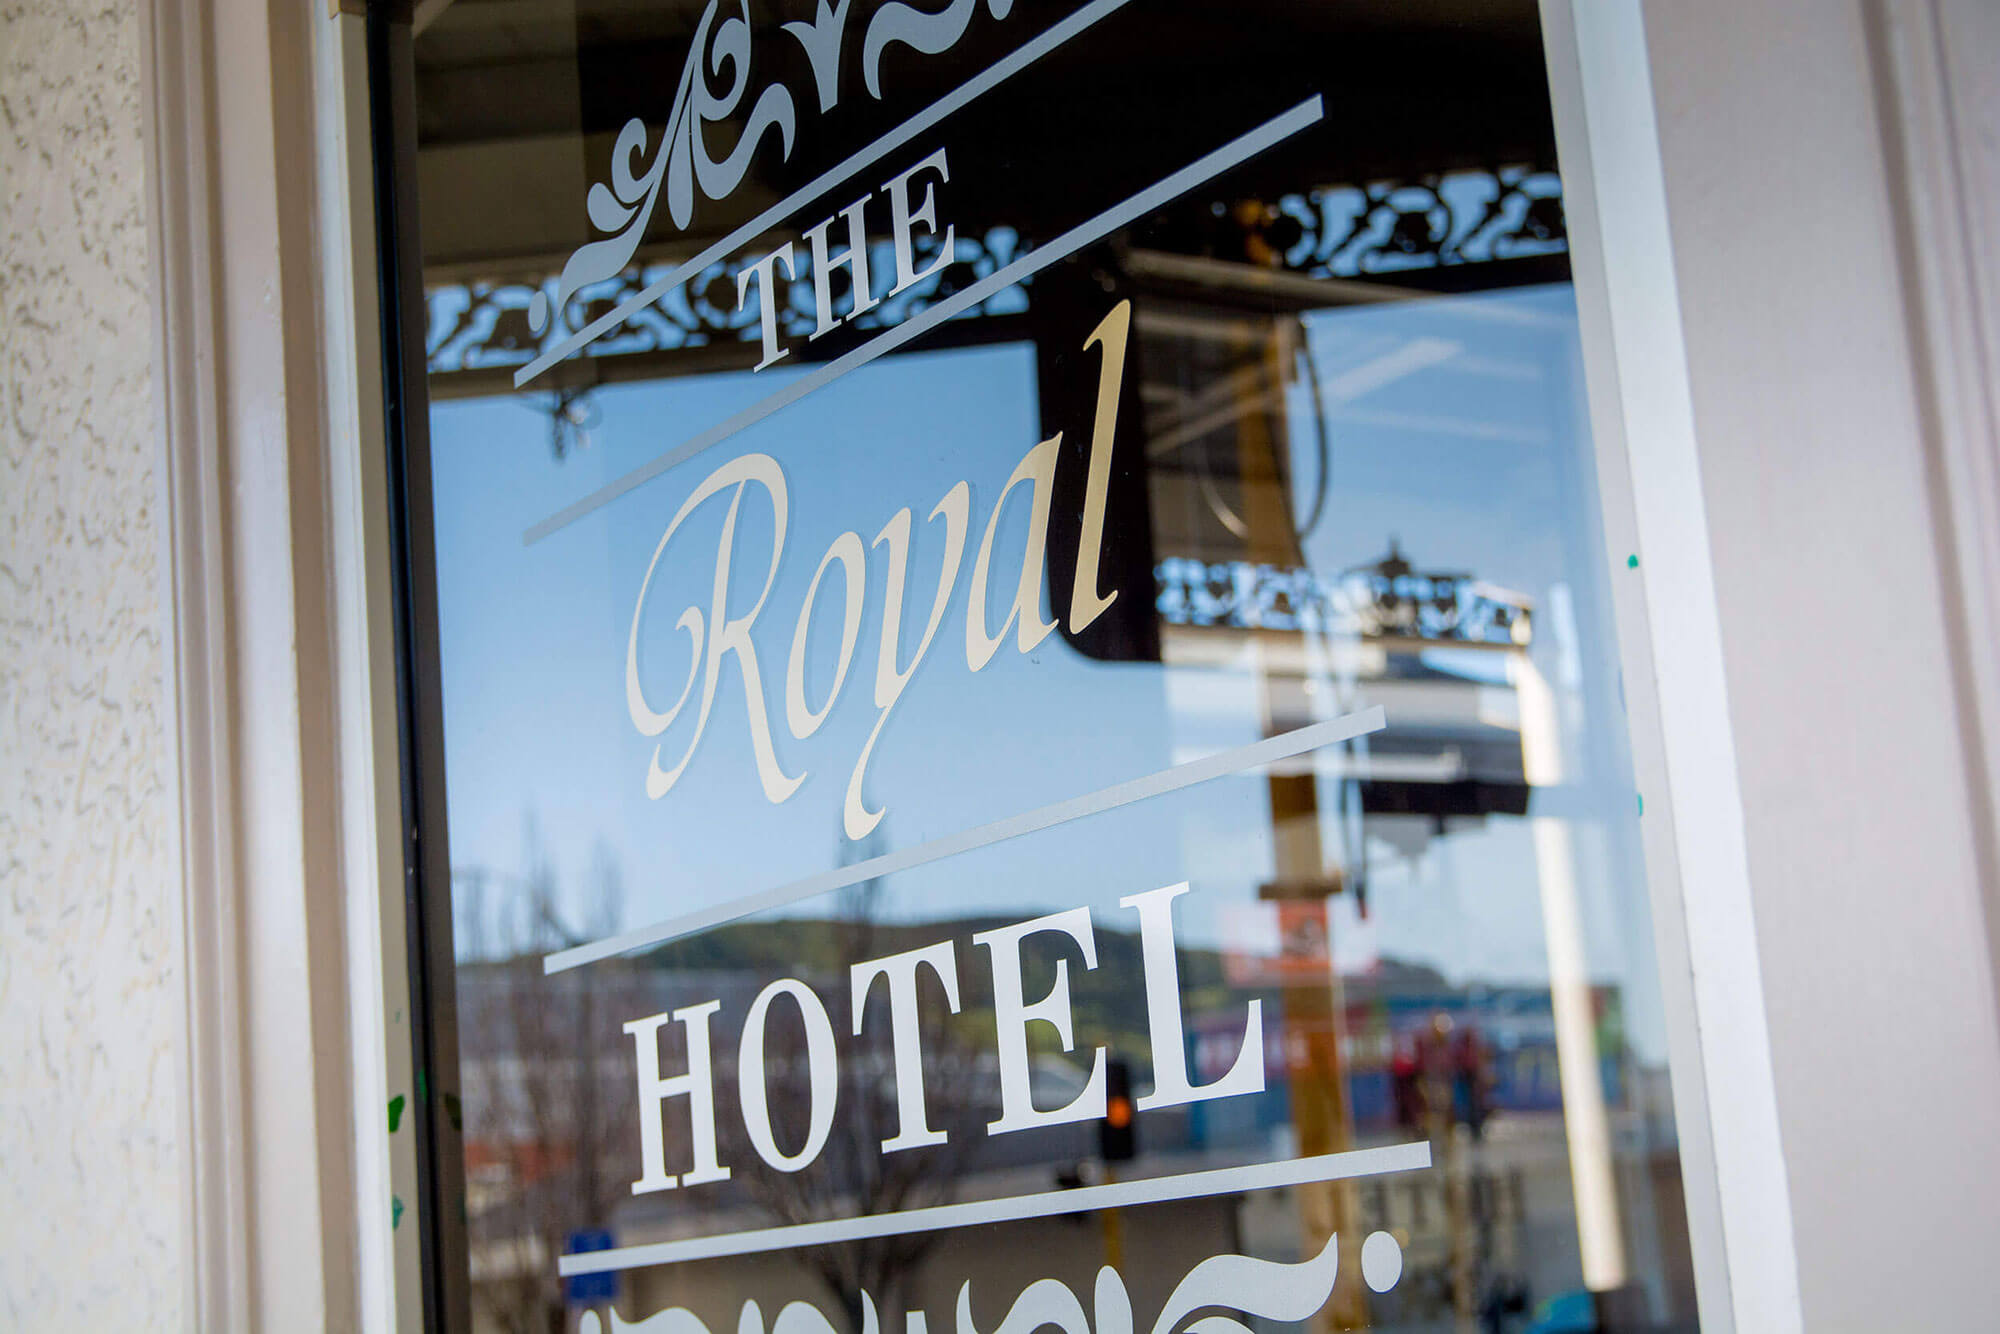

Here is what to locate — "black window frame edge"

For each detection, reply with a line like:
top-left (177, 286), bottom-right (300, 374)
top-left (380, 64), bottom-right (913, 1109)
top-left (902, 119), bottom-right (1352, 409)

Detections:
top-left (363, 5), bottom-right (471, 1330)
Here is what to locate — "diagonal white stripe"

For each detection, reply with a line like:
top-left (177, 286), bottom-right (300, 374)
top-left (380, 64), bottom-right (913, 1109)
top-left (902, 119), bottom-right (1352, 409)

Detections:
top-left (542, 705), bottom-right (1384, 975)
top-left (559, 1141), bottom-right (1432, 1275)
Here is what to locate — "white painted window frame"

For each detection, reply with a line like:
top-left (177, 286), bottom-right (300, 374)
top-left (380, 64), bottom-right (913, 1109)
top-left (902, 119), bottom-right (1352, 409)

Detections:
top-left (143, 0), bottom-right (2000, 1329)
top-left (146, 0), bottom-right (417, 1328)
top-left (1541, 2), bottom-right (2000, 1331)
top-left (1538, 9), bottom-right (1796, 1329)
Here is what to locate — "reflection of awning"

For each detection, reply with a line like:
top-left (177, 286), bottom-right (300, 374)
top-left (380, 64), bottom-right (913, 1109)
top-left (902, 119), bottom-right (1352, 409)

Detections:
top-left (1359, 721), bottom-right (1529, 819)
top-left (1166, 633), bottom-right (1531, 823)
top-left (1361, 659), bottom-right (1530, 818)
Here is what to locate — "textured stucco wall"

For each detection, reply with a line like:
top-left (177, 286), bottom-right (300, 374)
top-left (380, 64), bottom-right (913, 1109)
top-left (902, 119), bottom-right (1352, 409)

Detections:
top-left (0, 0), bottom-right (184, 1325)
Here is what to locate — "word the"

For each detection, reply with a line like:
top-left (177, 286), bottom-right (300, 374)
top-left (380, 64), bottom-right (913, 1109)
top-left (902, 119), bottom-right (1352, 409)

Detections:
top-left (735, 148), bottom-right (956, 370)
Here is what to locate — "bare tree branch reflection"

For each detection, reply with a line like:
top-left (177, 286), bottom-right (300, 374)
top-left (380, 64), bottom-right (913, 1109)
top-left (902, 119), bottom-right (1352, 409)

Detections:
top-left (460, 824), bottom-right (643, 1334)
top-left (719, 865), bottom-right (986, 1321)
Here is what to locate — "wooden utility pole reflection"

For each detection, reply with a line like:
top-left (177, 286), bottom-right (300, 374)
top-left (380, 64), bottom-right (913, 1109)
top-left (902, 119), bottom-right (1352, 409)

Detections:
top-left (1232, 320), bottom-right (1369, 1331)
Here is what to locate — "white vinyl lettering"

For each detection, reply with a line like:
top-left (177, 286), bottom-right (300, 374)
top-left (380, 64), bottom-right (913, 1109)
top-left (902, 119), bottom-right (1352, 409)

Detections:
top-left (805, 194), bottom-right (880, 338)
top-left (625, 1001), bottom-right (731, 1194)
top-left (850, 940), bottom-right (962, 1152)
top-left (530, 0), bottom-right (800, 343)
top-left (625, 301), bottom-right (1135, 833)
top-left (625, 453), bottom-right (802, 806)
top-left (786, 531), bottom-right (866, 740)
top-left (886, 148), bottom-right (954, 296)
top-left (974, 907), bottom-right (1107, 1135)
top-left (1069, 299), bottom-right (1130, 633)
top-left (1122, 882), bottom-right (1266, 1109)
top-left (738, 979), bottom-right (839, 1172)
top-left (966, 435), bottom-right (1061, 672)
top-left (736, 242), bottom-right (800, 371)
top-left (846, 483), bottom-right (969, 839)
top-left (529, 0), bottom-right (1023, 381)
top-left (621, 886), bottom-right (1271, 1194)
top-left (749, 154), bottom-right (960, 363)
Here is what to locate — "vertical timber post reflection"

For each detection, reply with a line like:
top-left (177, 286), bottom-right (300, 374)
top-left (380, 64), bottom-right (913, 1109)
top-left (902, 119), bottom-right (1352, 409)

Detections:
top-left (1233, 316), bottom-right (1370, 1330)
top-left (1512, 655), bottom-right (1630, 1295)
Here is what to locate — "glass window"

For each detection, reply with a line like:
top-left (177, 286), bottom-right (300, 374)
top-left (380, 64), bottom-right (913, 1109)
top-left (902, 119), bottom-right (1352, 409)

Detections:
top-left (385, 3), bottom-right (1701, 1331)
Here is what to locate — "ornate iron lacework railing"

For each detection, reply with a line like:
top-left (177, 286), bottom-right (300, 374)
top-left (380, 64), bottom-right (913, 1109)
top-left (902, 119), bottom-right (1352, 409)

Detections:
top-left (426, 228), bottom-right (1029, 376)
top-left (1266, 165), bottom-right (1565, 278)
top-left (425, 165), bottom-right (1565, 377)
top-left (1156, 557), bottom-right (1534, 647)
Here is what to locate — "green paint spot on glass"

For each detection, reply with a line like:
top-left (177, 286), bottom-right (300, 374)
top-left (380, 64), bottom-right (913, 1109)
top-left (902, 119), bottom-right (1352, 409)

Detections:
top-left (392, 1195), bottom-right (405, 1231)
top-left (1637, 792), bottom-right (1645, 816)
top-left (1626, 553), bottom-right (1640, 569)
top-left (388, 1094), bottom-right (406, 1133)
top-left (443, 1091), bottom-right (463, 1132)
top-left (417, 1068), bottom-right (428, 1102)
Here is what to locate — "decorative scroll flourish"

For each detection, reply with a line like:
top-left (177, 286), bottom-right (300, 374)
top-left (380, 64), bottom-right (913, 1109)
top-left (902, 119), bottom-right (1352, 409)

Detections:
top-left (784, 0), bottom-right (856, 112)
top-left (429, 228), bottom-right (1029, 376)
top-left (578, 1234), bottom-right (1381, 1334)
top-left (864, 0), bottom-right (1014, 100)
top-left (1157, 557), bottom-right (1533, 647)
top-left (531, 0), bottom-right (799, 338)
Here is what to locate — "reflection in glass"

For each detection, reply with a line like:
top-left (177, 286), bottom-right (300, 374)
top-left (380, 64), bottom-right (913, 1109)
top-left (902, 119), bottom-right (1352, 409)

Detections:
top-left (400, 3), bottom-right (1699, 1332)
